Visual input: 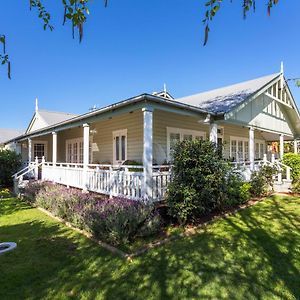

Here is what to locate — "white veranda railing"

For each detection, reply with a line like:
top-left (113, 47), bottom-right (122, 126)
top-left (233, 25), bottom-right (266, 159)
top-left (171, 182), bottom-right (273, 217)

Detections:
top-left (41, 162), bottom-right (172, 201)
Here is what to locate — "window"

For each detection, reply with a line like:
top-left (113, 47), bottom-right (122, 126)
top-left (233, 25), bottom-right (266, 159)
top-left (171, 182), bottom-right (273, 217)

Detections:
top-left (66, 138), bottom-right (92, 164)
top-left (34, 143), bottom-right (46, 159)
top-left (230, 136), bottom-right (265, 162)
top-left (32, 141), bottom-right (47, 160)
top-left (255, 142), bottom-right (265, 160)
top-left (167, 127), bottom-right (206, 160)
top-left (113, 129), bottom-right (127, 164)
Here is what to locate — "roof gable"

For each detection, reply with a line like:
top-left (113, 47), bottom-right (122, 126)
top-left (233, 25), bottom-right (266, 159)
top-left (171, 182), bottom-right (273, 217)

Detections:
top-left (176, 73), bottom-right (281, 115)
top-left (26, 110), bottom-right (78, 133)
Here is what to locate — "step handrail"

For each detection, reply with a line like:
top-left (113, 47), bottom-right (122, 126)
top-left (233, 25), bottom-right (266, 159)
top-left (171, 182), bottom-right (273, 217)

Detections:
top-left (12, 161), bottom-right (43, 180)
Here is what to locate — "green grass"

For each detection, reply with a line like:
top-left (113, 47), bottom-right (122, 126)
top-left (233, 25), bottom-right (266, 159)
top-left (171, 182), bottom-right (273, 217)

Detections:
top-left (1, 195), bottom-right (300, 299)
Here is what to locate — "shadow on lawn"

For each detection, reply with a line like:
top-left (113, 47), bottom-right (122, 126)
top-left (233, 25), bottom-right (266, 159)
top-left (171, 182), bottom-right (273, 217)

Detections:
top-left (0, 197), bottom-right (32, 216)
top-left (101, 196), bottom-right (300, 299)
top-left (1, 196), bottom-right (300, 299)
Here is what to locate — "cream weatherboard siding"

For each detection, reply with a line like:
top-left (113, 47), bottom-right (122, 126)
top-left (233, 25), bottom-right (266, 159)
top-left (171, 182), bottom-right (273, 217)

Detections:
top-left (153, 110), bottom-right (209, 164)
top-left (92, 110), bottom-right (143, 164)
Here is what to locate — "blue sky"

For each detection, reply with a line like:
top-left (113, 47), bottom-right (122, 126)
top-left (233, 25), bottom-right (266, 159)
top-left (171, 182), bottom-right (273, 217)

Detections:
top-left (0, 0), bottom-right (299, 129)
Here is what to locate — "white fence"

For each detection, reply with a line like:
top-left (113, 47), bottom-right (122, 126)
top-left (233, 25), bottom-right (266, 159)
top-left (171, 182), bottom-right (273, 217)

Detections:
top-left (41, 162), bottom-right (172, 201)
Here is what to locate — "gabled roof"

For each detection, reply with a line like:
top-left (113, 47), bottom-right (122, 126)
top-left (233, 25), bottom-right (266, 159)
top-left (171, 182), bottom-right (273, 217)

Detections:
top-left (0, 128), bottom-right (24, 144)
top-left (26, 110), bottom-right (78, 133)
top-left (38, 110), bottom-right (78, 126)
top-left (176, 73), bottom-right (281, 115)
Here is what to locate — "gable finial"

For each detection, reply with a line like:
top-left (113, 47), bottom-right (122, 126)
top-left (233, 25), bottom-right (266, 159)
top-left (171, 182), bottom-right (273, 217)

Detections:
top-left (163, 83), bottom-right (167, 96)
top-left (35, 98), bottom-right (38, 112)
top-left (280, 61), bottom-right (284, 74)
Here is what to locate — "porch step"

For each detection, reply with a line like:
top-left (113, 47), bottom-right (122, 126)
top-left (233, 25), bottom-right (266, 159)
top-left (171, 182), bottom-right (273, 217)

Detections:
top-left (273, 180), bottom-right (292, 193)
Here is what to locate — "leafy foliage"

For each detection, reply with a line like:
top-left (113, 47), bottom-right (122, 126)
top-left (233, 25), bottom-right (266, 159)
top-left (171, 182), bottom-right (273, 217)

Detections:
top-left (282, 153), bottom-right (300, 193)
top-left (23, 181), bottom-right (161, 246)
top-left (282, 153), bottom-right (300, 182)
top-left (0, 150), bottom-right (22, 187)
top-left (203, 0), bottom-right (279, 45)
top-left (0, 188), bottom-right (11, 198)
top-left (166, 139), bottom-right (249, 224)
top-left (249, 164), bottom-right (277, 197)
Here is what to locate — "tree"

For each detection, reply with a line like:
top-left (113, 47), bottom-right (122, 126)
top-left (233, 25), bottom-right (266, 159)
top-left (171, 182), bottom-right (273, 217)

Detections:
top-left (0, 0), bottom-right (294, 80)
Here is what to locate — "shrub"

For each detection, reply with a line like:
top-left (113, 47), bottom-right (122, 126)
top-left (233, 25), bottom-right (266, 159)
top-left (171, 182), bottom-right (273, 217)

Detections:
top-left (0, 149), bottom-right (22, 187)
top-left (166, 139), bottom-right (247, 224)
top-left (224, 170), bottom-right (251, 207)
top-left (84, 198), bottom-right (161, 245)
top-left (249, 165), bottom-right (277, 197)
top-left (0, 188), bottom-right (11, 198)
top-left (23, 182), bottom-right (161, 246)
top-left (282, 153), bottom-right (300, 182)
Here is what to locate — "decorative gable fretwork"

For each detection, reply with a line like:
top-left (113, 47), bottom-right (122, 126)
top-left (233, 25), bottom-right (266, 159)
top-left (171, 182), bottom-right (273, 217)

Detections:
top-left (264, 80), bottom-right (292, 108)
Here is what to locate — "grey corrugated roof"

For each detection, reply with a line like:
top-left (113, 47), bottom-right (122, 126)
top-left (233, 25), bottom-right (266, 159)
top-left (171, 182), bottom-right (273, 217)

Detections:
top-left (176, 73), bottom-right (281, 115)
top-left (38, 110), bottom-right (78, 126)
top-left (0, 128), bottom-right (24, 144)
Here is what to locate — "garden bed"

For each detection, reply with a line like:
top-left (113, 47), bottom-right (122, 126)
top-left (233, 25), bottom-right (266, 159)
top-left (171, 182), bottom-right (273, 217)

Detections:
top-left (20, 181), bottom-right (273, 256)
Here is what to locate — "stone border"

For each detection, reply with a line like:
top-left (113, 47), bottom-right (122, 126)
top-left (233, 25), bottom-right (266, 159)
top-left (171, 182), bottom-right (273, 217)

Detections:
top-left (34, 194), bottom-right (287, 260)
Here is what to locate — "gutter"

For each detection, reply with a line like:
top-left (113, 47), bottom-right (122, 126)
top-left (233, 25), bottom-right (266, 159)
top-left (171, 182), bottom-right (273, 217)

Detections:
top-left (4, 93), bottom-right (213, 144)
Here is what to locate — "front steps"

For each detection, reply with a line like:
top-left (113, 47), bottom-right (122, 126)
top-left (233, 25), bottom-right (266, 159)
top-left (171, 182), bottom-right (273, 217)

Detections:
top-left (273, 180), bottom-right (292, 193)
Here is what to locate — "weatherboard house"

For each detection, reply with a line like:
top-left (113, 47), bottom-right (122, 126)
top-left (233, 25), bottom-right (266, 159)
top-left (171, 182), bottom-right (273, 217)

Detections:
top-left (5, 65), bottom-right (299, 201)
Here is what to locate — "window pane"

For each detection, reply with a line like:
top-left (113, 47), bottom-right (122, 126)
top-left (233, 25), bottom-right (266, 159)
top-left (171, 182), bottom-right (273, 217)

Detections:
top-left (34, 143), bottom-right (45, 158)
top-left (121, 135), bottom-right (126, 161)
top-left (238, 141), bottom-right (243, 161)
top-left (115, 136), bottom-right (119, 161)
top-left (73, 143), bottom-right (78, 163)
top-left (244, 141), bottom-right (249, 161)
top-left (79, 141), bottom-right (84, 163)
top-left (231, 140), bottom-right (237, 160)
top-left (255, 143), bottom-right (259, 159)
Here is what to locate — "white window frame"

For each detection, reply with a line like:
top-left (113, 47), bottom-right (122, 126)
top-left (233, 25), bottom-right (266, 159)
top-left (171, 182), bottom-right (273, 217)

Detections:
top-left (167, 127), bottom-right (206, 160)
top-left (113, 129), bottom-right (128, 165)
top-left (32, 140), bottom-right (48, 160)
top-left (65, 137), bottom-right (93, 164)
top-left (66, 138), bottom-right (83, 164)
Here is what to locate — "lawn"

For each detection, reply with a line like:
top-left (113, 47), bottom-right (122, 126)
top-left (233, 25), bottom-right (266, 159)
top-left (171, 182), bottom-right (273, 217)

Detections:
top-left (1, 195), bottom-right (300, 300)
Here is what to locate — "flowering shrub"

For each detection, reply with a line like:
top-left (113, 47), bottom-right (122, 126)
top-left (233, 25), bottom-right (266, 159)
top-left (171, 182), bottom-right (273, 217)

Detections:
top-left (84, 198), bottom-right (161, 245)
top-left (0, 188), bottom-right (11, 198)
top-left (23, 182), bottom-right (161, 246)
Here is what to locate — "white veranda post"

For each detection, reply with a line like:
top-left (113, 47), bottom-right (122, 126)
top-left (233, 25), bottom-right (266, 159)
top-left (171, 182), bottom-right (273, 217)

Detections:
top-left (83, 123), bottom-right (90, 191)
top-left (294, 140), bottom-right (298, 154)
top-left (142, 106), bottom-right (153, 202)
top-left (52, 132), bottom-right (57, 165)
top-left (280, 134), bottom-right (284, 159)
top-left (209, 122), bottom-right (218, 145)
top-left (249, 127), bottom-right (255, 170)
top-left (28, 138), bottom-right (32, 163)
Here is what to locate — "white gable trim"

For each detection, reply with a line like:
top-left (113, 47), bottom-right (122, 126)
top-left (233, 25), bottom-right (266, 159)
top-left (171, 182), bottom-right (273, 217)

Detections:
top-left (224, 74), bottom-right (281, 120)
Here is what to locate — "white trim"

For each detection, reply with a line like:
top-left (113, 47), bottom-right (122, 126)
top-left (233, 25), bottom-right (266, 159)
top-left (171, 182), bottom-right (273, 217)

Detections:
top-left (32, 140), bottom-right (48, 160)
top-left (167, 127), bottom-right (206, 160)
top-left (229, 135), bottom-right (265, 161)
top-left (65, 137), bottom-right (85, 164)
top-left (113, 129), bottom-right (128, 165)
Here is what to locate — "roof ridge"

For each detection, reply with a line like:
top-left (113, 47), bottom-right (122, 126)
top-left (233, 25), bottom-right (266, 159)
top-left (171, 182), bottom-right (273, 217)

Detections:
top-left (177, 72), bottom-right (280, 99)
top-left (38, 109), bottom-right (78, 116)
